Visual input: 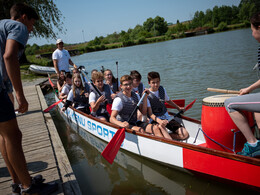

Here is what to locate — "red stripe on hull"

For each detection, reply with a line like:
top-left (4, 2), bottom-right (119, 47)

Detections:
top-left (183, 148), bottom-right (260, 188)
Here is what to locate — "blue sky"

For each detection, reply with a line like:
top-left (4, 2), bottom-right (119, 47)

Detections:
top-left (28, 0), bottom-right (241, 46)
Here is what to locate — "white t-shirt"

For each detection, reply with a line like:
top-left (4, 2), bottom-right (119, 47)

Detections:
top-left (112, 93), bottom-right (150, 112)
top-left (89, 89), bottom-right (113, 103)
top-left (52, 49), bottom-right (71, 72)
top-left (149, 87), bottom-right (170, 101)
top-left (148, 88), bottom-right (171, 120)
top-left (61, 84), bottom-right (71, 95)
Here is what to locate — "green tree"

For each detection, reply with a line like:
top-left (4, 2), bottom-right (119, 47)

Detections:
top-left (154, 16), bottom-right (168, 35)
top-left (129, 25), bottom-right (143, 40)
top-left (0, 0), bottom-right (64, 39)
top-left (238, 2), bottom-right (257, 21)
top-left (240, 0), bottom-right (260, 12)
top-left (143, 17), bottom-right (154, 32)
top-left (143, 16), bottom-right (168, 36)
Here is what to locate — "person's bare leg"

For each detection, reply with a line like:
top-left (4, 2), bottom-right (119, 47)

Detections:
top-left (0, 135), bottom-right (20, 184)
top-left (229, 111), bottom-right (257, 143)
top-left (254, 112), bottom-right (260, 138)
top-left (0, 118), bottom-right (31, 188)
top-left (145, 124), bottom-right (165, 138)
top-left (158, 124), bottom-right (172, 139)
top-left (131, 126), bottom-right (145, 133)
top-left (171, 127), bottom-right (189, 140)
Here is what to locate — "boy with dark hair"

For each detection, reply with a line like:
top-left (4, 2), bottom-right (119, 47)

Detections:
top-left (130, 70), bottom-right (146, 121)
top-left (0, 3), bottom-right (58, 194)
top-left (110, 75), bottom-right (166, 138)
top-left (130, 70), bottom-right (145, 97)
top-left (147, 71), bottom-right (189, 140)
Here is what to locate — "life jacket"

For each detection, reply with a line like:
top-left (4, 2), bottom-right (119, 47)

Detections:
top-left (73, 87), bottom-right (89, 109)
top-left (111, 82), bottom-right (118, 93)
top-left (84, 82), bottom-right (90, 93)
top-left (148, 86), bottom-right (167, 117)
top-left (91, 84), bottom-right (112, 116)
top-left (116, 91), bottom-right (139, 124)
top-left (132, 83), bottom-right (144, 97)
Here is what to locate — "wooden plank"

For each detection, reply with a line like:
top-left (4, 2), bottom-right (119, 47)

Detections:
top-left (0, 85), bottom-right (81, 194)
top-left (37, 85), bottom-right (82, 195)
top-left (0, 168), bottom-right (63, 195)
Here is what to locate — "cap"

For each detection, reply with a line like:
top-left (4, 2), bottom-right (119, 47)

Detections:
top-left (56, 39), bottom-right (63, 44)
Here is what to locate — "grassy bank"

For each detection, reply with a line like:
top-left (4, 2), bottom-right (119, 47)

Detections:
top-left (20, 64), bottom-right (46, 80)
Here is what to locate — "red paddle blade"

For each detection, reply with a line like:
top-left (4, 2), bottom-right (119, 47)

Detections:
top-left (43, 99), bottom-right (62, 113)
top-left (48, 76), bottom-right (55, 88)
top-left (106, 103), bottom-right (112, 115)
top-left (165, 99), bottom-right (185, 109)
top-left (185, 99), bottom-right (197, 111)
top-left (101, 128), bottom-right (125, 164)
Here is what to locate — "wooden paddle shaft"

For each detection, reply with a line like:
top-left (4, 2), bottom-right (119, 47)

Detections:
top-left (207, 88), bottom-right (240, 94)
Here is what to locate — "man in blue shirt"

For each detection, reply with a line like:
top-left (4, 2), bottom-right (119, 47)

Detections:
top-left (0, 3), bottom-right (58, 194)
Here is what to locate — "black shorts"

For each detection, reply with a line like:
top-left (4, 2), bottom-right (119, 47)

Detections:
top-left (0, 90), bottom-right (16, 122)
top-left (129, 121), bottom-right (149, 130)
top-left (151, 119), bottom-right (182, 133)
top-left (166, 119), bottom-right (182, 133)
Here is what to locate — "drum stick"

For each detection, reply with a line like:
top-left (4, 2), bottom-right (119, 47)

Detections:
top-left (207, 88), bottom-right (240, 94)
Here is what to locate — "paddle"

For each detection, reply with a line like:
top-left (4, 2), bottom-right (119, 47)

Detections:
top-left (115, 61), bottom-right (119, 92)
top-left (78, 66), bottom-right (102, 96)
top-left (101, 92), bottom-right (147, 164)
top-left (165, 99), bottom-right (185, 109)
top-left (207, 88), bottom-right (240, 94)
top-left (48, 74), bottom-right (55, 88)
top-left (43, 99), bottom-right (63, 113)
top-left (174, 99), bottom-right (197, 117)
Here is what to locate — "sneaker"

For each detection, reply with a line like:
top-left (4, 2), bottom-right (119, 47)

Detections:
top-left (237, 141), bottom-right (260, 157)
top-left (11, 183), bottom-right (20, 195)
top-left (21, 175), bottom-right (58, 195)
top-left (11, 175), bottom-right (44, 195)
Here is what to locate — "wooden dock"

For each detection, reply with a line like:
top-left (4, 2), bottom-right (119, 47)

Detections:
top-left (0, 84), bottom-right (81, 194)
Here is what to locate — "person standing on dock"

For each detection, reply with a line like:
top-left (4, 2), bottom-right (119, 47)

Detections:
top-left (0, 3), bottom-right (58, 194)
top-left (224, 12), bottom-right (260, 157)
top-left (52, 39), bottom-right (76, 77)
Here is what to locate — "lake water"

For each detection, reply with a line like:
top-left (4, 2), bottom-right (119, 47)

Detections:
top-left (47, 28), bottom-right (260, 194)
top-left (72, 28), bottom-right (259, 119)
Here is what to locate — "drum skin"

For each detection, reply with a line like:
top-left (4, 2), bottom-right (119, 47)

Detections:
top-left (201, 95), bottom-right (254, 153)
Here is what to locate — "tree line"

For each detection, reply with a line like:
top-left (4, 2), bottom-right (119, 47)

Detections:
top-left (13, 0), bottom-right (260, 57)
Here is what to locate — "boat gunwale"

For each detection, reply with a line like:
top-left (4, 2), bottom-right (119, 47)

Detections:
top-left (57, 97), bottom-right (260, 167)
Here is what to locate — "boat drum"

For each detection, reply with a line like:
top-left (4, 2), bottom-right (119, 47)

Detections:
top-left (201, 94), bottom-right (254, 152)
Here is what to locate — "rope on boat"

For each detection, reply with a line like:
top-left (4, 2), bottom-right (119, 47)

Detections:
top-left (194, 123), bottom-right (257, 153)
top-left (195, 128), bottom-right (235, 153)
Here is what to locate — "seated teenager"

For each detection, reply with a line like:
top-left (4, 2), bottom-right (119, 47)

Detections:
top-left (130, 70), bottom-right (145, 97)
top-left (57, 70), bottom-right (66, 93)
top-left (130, 70), bottom-right (146, 121)
top-left (110, 75), bottom-right (165, 137)
top-left (89, 72), bottom-right (114, 121)
top-left (104, 69), bottom-right (119, 94)
top-left (147, 71), bottom-right (189, 140)
top-left (62, 73), bottom-right (90, 114)
top-left (59, 73), bottom-right (72, 100)
top-left (72, 67), bottom-right (79, 75)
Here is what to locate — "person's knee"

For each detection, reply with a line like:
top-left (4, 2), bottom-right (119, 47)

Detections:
top-left (0, 121), bottom-right (22, 142)
top-left (177, 127), bottom-right (189, 139)
top-left (153, 126), bottom-right (163, 137)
